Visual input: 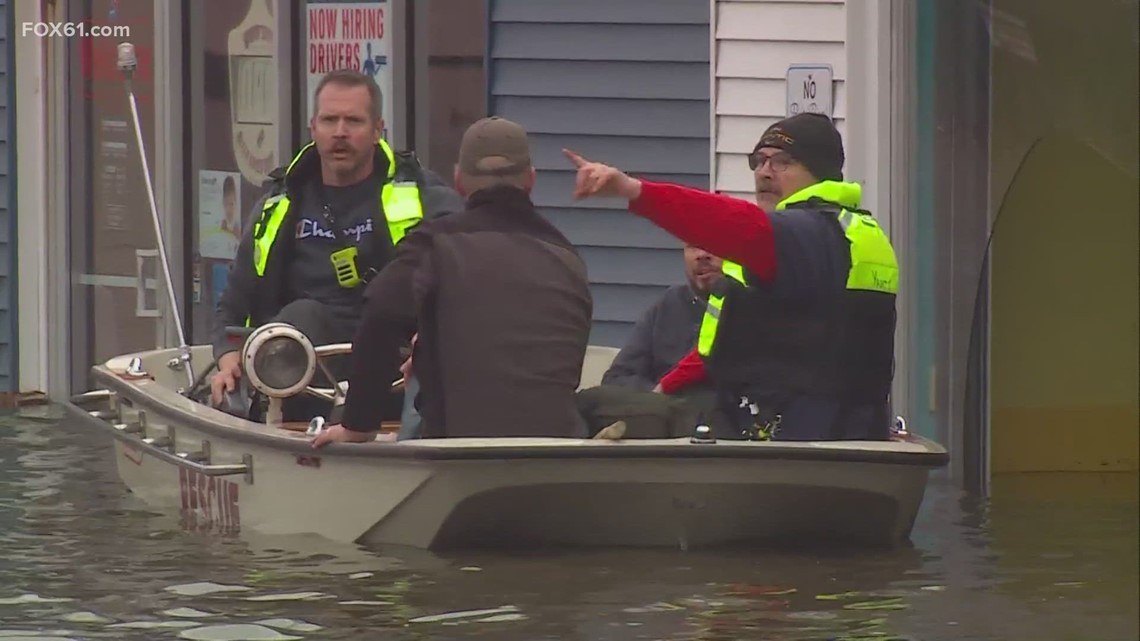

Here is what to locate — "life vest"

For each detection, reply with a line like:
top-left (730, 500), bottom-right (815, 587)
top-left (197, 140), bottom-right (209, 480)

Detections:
top-left (697, 180), bottom-right (899, 405)
top-left (252, 139), bottom-right (423, 278)
top-left (244, 139), bottom-right (425, 325)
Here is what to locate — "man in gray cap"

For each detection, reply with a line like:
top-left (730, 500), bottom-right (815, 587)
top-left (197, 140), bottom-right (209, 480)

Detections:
top-left (312, 117), bottom-right (594, 446)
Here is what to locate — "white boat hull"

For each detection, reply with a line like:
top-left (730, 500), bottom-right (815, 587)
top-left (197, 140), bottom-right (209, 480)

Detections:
top-left (67, 346), bottom-right (949, 550)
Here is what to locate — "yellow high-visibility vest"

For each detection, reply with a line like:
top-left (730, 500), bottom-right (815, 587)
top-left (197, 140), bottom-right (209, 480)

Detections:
top-left (696, 180), bottom-right (899, 357)
top-left (251, 138), bottom-right (424, 278)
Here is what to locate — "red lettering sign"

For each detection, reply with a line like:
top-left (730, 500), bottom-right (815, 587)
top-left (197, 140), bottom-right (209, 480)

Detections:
top-left (178, 467), bottom-right (242, 535)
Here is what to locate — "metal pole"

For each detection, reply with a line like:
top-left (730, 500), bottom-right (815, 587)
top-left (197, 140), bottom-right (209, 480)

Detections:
top-left (116, 42), bottom-right (195, 390)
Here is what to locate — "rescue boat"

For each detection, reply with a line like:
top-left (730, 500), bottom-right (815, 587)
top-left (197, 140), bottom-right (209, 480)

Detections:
top-left (67, 41), bottom-right (948, 551)
top-left (65, 330), bottom-right (948, 551)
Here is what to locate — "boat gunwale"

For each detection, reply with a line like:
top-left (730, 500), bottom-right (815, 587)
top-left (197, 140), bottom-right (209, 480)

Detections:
top-left (78, 364), bottom-right (949, 468)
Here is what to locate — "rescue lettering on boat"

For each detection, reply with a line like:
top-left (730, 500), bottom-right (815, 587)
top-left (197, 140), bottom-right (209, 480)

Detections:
top-left (121, 442), bottom-right (143, 465)
top-left (178, 467), bottom-right (241, 534)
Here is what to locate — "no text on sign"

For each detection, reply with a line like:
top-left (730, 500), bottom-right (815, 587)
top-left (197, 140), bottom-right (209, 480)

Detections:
top-left (786, 64), bottom-right (834, 118)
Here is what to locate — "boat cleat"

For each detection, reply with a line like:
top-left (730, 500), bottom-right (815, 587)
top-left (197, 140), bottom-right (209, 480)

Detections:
top-left (306, 416), bottom-right (328, 436)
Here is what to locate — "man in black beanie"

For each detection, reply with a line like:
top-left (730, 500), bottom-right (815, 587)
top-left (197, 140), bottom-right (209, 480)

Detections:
top-left (749, 112), bottom-right (846, 211)
top-left (563, 112), bottom-right (900, 442)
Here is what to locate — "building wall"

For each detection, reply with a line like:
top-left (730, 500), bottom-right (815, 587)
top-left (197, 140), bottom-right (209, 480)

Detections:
top-left (13, 0), bottom-right (51, 397)
top-left (712, 0), bottom-right (847, 202)
top-left (487, 0), bottom-right (711, 347)
top-left (711, 0), bottom-right (931, 446)
top-left (987, 0), bottom-right (1139, 472)
top-left (0, 0), bottom-right (15, 394)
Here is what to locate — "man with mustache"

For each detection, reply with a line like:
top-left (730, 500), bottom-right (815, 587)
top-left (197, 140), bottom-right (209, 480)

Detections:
top-left (209, 69), bottom-right (463, 422)
top-left (565, 113), bottom-right (899, 441)
top-left (601, 243), bottom-right (724, 392)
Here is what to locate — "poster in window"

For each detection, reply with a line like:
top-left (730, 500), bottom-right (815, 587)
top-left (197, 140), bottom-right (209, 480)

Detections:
top-left (198, 170), bottom-right (244, 261)
top-left (305, 1), bottom-right (392, 140)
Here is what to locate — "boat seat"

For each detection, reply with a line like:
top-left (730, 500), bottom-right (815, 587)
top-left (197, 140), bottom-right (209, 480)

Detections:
top-left (579, 345), bottom-right (620, 390)
top-left (324, 345), bottom-right (619, 393)
top-left (279, 345), bottom-right (619, 434)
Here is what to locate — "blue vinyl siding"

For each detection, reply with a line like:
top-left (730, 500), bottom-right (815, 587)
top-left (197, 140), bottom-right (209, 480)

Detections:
top-left (0, 0), bottom-right (16, 393)
top-left (488, 0), bottom-right (710, 347)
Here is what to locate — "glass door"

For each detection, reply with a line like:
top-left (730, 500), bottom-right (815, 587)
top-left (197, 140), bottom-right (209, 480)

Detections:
top-left (65, 0), bottom-right (166, 393)
top-left (186, 0), bottom-right (289, 346)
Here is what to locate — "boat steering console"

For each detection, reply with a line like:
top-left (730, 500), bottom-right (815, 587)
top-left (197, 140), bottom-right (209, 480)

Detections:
top-left (189, 323), bottom-right (355, 425)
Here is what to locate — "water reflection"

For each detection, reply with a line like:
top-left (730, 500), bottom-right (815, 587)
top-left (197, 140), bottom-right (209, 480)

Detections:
top-left (0, 410), bottom-right (1135, 641)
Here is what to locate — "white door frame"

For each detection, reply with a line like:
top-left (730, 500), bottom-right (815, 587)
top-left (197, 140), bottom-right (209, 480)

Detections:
top-left (15, 0), bottom-right (58, 396)
top-left (846, 0), bottom-right (917, 440)
top-left (153, 0), bottom-right (187, 350)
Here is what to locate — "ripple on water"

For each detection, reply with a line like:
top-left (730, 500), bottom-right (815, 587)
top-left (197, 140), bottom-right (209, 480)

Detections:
top-left (164, 583), bottom-right (255, 597)
top-left (57, 612), bottom-right (113, 624)
top-left (0, 636), bottom-right (81, 641)
top-left (177, 624), bottom-right (304, 641)
top-left (407, 605), bottom-right (525, 624)
top-left (0, 595), bottom-right (75, 605)
top-left (253, 619), bottom-right (323, 633)
top-left (164, 607), bottom-right (220, 618)
top-left (242, 592), bottom-right (331, 602)
top-left (108, 621), bottom-right (205, 630)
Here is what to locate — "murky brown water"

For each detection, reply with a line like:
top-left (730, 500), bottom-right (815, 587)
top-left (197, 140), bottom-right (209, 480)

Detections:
top-left (1, 408), bottom-right (1136, 641)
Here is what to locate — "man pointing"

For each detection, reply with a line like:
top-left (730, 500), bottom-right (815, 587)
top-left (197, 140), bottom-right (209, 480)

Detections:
top-left (561, 112), bottom-right (898, 441)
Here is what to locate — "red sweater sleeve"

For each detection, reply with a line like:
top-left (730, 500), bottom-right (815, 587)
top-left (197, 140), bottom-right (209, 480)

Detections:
top-left (658, 347), bottom-right (706, 394)
top-left (630, 180), bottom-right (777, 282)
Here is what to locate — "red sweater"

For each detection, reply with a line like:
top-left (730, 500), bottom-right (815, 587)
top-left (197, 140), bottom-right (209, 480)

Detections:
top-left (627, 180), bottom-right (777, 394)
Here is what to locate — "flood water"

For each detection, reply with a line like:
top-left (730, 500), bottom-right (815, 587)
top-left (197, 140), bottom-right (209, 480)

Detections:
top-left (1, 407), bottom-right (1136, 641)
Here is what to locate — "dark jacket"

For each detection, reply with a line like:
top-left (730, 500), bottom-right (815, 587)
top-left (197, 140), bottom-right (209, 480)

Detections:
top-left (340, 185), bottom-right (593, 438)
top-left (601, 283), bottom-right (707, 391)
top-left (210, 146), bottom-right (463, 360)
top-left (628, 180), bottom-right (895, 441)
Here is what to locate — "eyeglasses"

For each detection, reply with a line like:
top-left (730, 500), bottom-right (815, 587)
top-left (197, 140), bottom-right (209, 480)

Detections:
top-left (748, 151), bottom-right (795, 172)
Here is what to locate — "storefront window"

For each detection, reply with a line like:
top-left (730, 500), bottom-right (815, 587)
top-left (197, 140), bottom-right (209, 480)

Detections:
top-left (65, 0), bottom-right (158, 391)
top-left (186, 0), bottom-right (286, 345)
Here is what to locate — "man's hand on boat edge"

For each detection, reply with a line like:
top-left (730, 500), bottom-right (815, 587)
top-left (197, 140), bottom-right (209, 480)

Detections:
top-left (210, 352), bottom-right (243, 406)
top-left (310, 424), bottom-right (394, 448)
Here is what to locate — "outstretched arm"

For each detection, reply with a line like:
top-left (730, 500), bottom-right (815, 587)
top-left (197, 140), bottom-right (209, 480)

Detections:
top-left (629, 182), bottom-right (776, 282)
top-left (562, 148), bottom-right (777, 282)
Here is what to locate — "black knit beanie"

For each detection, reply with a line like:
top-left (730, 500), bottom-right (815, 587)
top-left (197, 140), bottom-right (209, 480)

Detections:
top-left (752, 113), bottom-right (845, 181)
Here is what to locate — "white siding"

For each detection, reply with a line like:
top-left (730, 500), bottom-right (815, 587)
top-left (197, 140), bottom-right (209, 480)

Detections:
top-left (713, 0), bottom-right (847, 202)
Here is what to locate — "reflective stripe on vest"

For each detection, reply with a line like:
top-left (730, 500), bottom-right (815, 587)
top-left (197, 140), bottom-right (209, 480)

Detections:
top-left (694, 181), bottom-right (898, 358)
top-left (697, 260), bottom-right (744, 356)
top-left (837, 210), bottom-right (898, 294)
top-left (251, 139), bottom-right (424, 277)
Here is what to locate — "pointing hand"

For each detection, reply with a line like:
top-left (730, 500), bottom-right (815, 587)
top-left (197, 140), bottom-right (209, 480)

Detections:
top-left (562, 149), bottom-right (642, 201)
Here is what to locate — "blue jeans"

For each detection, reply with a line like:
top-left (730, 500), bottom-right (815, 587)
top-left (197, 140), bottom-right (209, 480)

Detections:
top-left (397, 375), bottom-right (423, 440)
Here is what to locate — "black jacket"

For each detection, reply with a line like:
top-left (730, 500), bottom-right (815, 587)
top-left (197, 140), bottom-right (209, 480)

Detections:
top-left (340, 185), bottom-right (593, 438)
top-left (706, 200), bottom-right (896, 440)
top-left (211, 146), bottom-right (463, 360)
